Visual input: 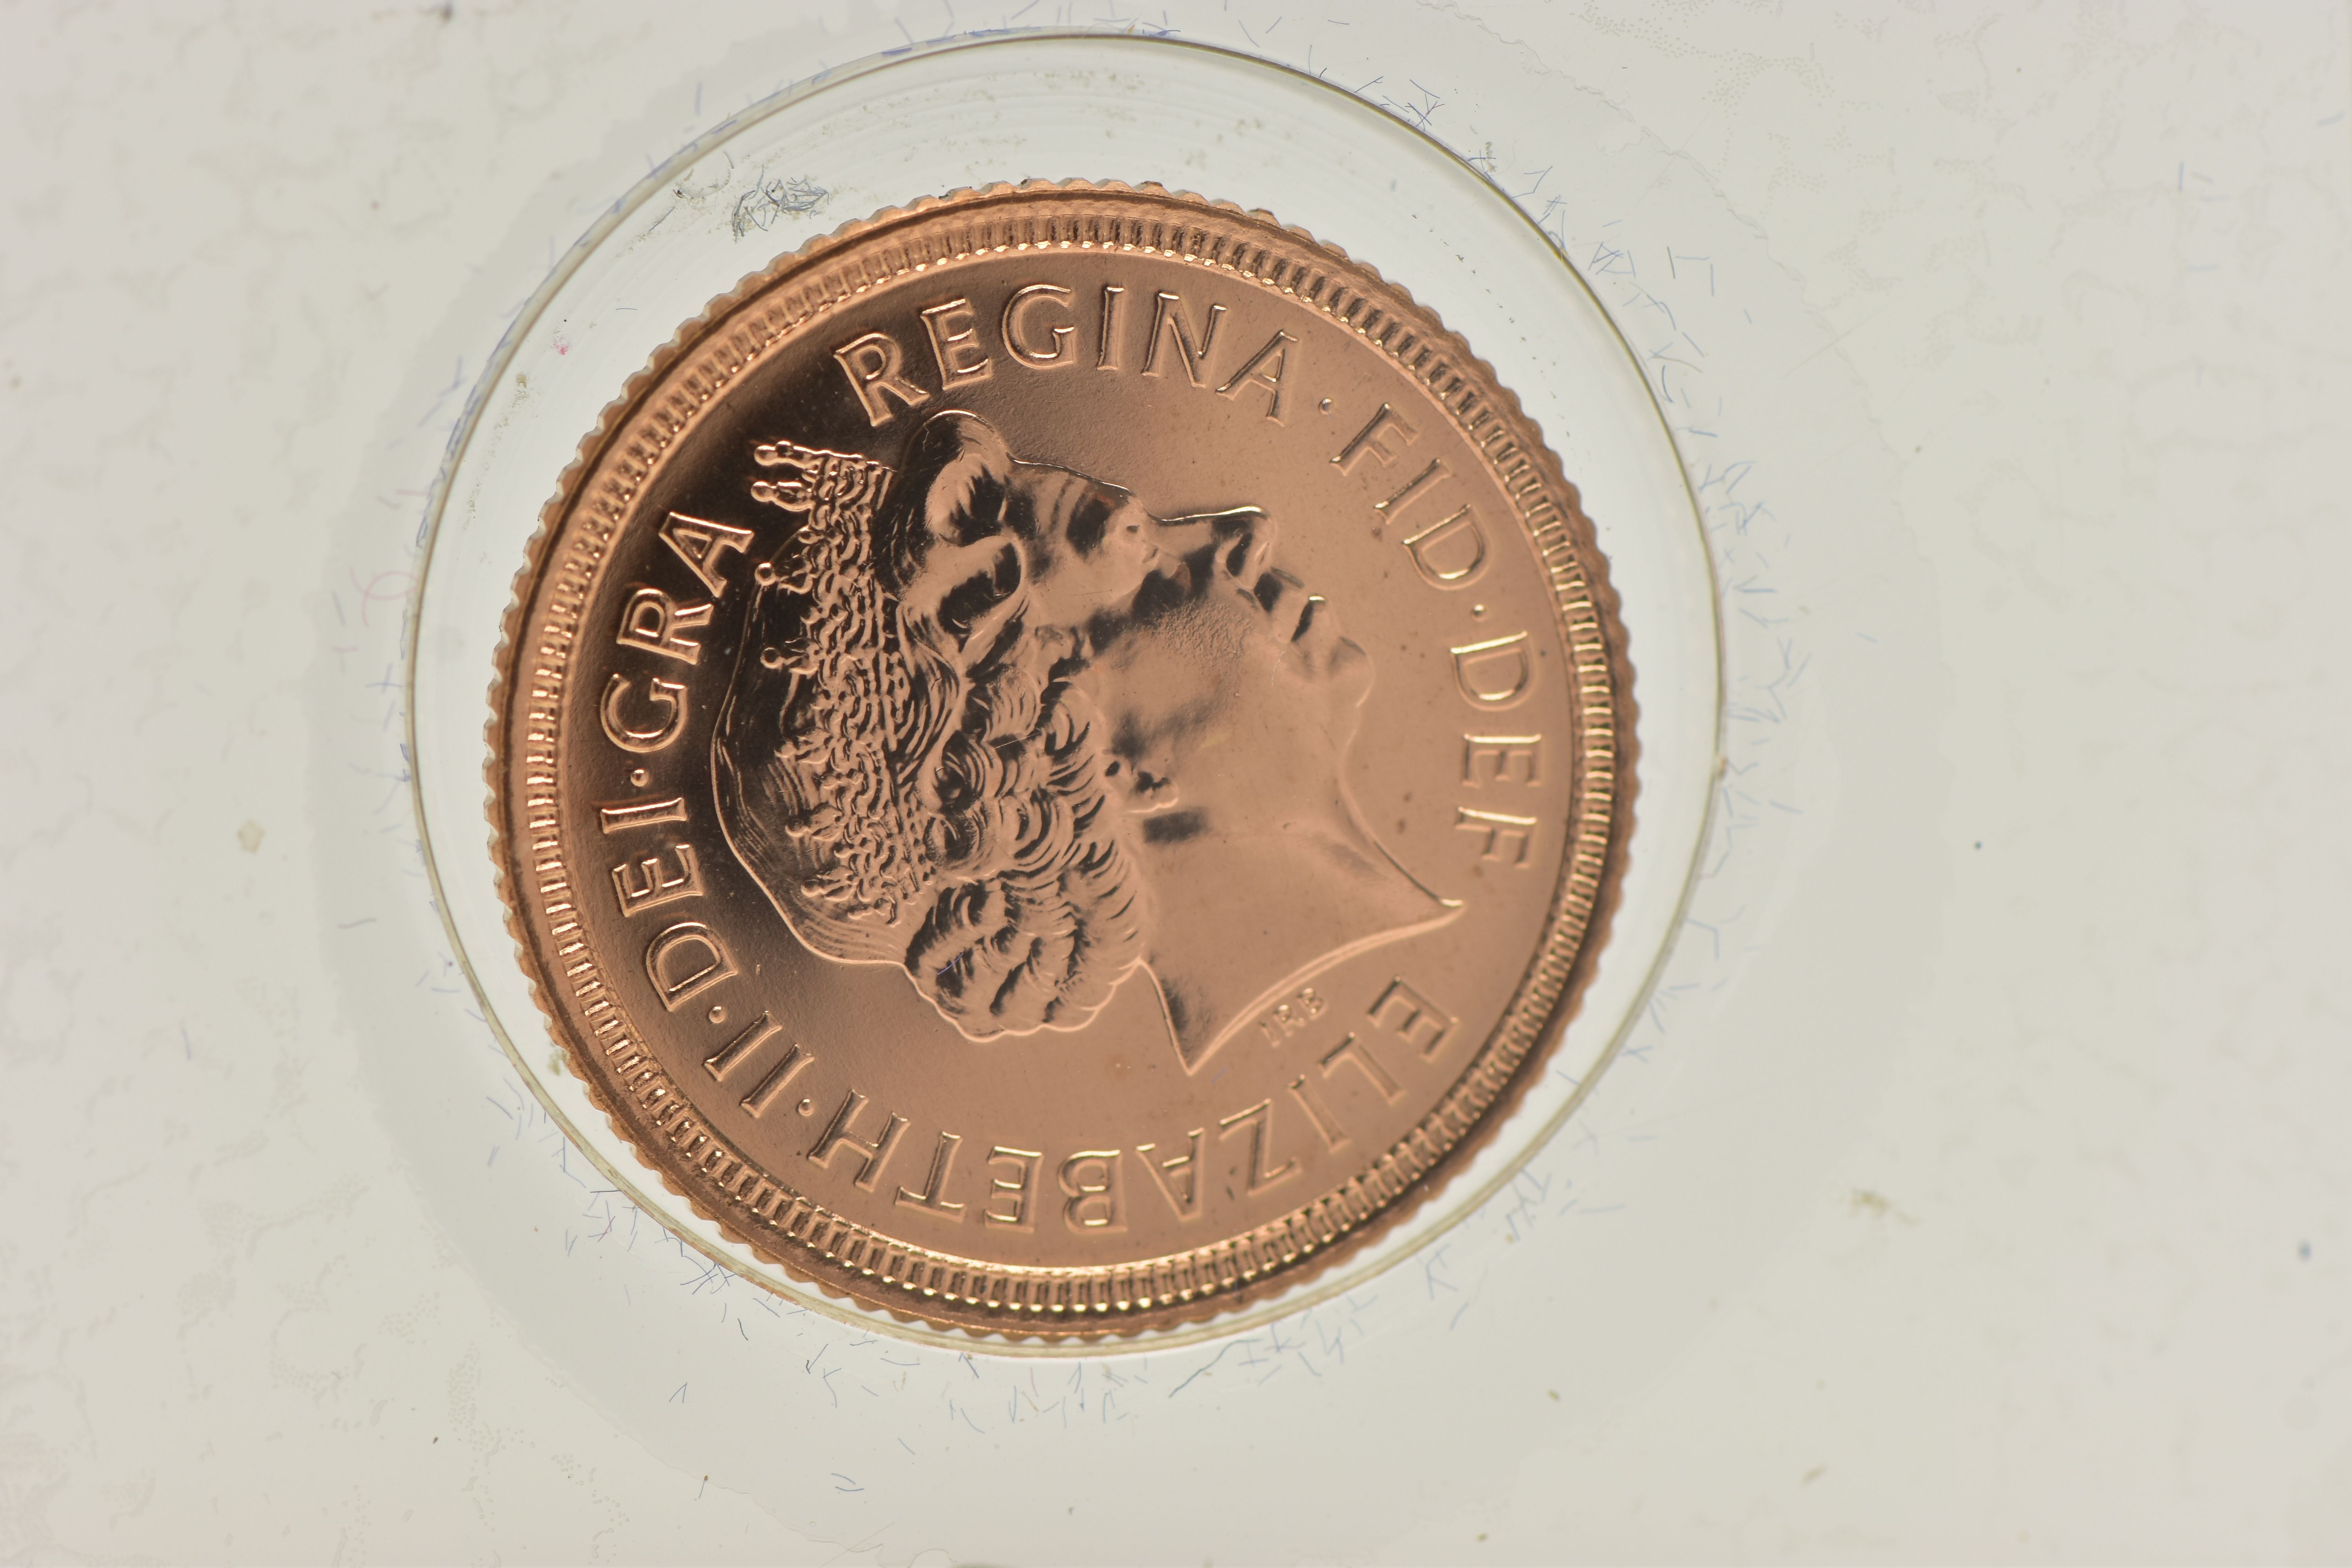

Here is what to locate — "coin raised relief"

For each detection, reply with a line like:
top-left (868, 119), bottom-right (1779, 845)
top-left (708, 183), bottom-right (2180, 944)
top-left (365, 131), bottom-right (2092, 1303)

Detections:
top-left (492, 182), bottom-right (1626, 1336)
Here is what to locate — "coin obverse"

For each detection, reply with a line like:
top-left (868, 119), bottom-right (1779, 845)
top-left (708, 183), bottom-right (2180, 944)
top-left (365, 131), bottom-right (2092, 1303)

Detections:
top-left (492, 182), bottom-right (1629, 1338)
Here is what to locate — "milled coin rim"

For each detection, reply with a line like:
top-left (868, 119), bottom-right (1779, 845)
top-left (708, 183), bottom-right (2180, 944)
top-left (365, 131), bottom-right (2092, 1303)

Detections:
top-left (487, 178), bottom-right (1634, 1339)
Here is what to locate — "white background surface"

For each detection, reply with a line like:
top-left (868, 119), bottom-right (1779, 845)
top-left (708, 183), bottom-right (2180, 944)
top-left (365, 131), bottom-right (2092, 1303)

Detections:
top-left (4, 2), bottom-right (2347, 1563)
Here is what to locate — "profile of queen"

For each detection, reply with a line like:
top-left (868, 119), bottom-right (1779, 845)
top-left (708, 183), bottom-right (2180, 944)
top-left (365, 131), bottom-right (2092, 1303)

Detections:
top-left (713, 410), bottom-right (1454, 1073)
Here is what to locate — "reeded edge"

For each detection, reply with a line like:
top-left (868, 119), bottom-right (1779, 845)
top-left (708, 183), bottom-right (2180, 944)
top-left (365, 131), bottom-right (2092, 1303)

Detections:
top-left (486, 177), bottom-right (1635, 1341)
top-left (407, 26), bottom-right (1727, 1358)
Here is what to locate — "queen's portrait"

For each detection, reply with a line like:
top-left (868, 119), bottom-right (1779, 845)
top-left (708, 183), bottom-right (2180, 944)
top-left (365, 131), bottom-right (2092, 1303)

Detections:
top-left (713, 410), bottom-right (1456, 1073)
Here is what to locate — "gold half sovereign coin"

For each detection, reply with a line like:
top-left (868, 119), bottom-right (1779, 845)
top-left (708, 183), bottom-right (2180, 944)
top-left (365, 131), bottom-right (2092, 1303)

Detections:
top-left (491, 181), bottom-right (1629, 1338)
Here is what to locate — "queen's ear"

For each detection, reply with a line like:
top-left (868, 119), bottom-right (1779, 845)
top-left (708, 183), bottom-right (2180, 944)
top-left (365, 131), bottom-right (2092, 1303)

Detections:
top-left (1103, 751), bottom-right (1178, 815)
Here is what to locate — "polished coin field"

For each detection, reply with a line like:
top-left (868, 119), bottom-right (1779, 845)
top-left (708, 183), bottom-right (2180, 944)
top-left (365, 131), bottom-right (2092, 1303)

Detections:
top-left (492, 182), bottom-right (1627, 1336)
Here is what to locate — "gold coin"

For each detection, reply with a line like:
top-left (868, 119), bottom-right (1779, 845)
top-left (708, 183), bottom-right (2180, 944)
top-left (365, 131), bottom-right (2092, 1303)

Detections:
top-left (492, 181), bottom-right (1627, 1337)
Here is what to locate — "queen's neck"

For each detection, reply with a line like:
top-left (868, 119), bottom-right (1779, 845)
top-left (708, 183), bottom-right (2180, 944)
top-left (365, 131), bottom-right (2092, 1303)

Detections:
top-left (1138, 799), bottom-right (1455, 1072)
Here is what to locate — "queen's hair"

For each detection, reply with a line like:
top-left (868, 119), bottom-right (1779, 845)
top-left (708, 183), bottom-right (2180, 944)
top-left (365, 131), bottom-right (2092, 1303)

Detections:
top-left (712, 412), bottom-right (1150, 1039)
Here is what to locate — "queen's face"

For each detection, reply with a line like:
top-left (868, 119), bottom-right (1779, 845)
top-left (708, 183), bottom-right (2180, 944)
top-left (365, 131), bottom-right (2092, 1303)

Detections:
top-left (998, 459), bottom-right (1372, 837)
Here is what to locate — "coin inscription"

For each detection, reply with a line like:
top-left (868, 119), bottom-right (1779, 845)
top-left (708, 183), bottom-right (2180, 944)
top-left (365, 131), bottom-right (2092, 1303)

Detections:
top-left (494, 182), bottom-right (1626, 1336)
